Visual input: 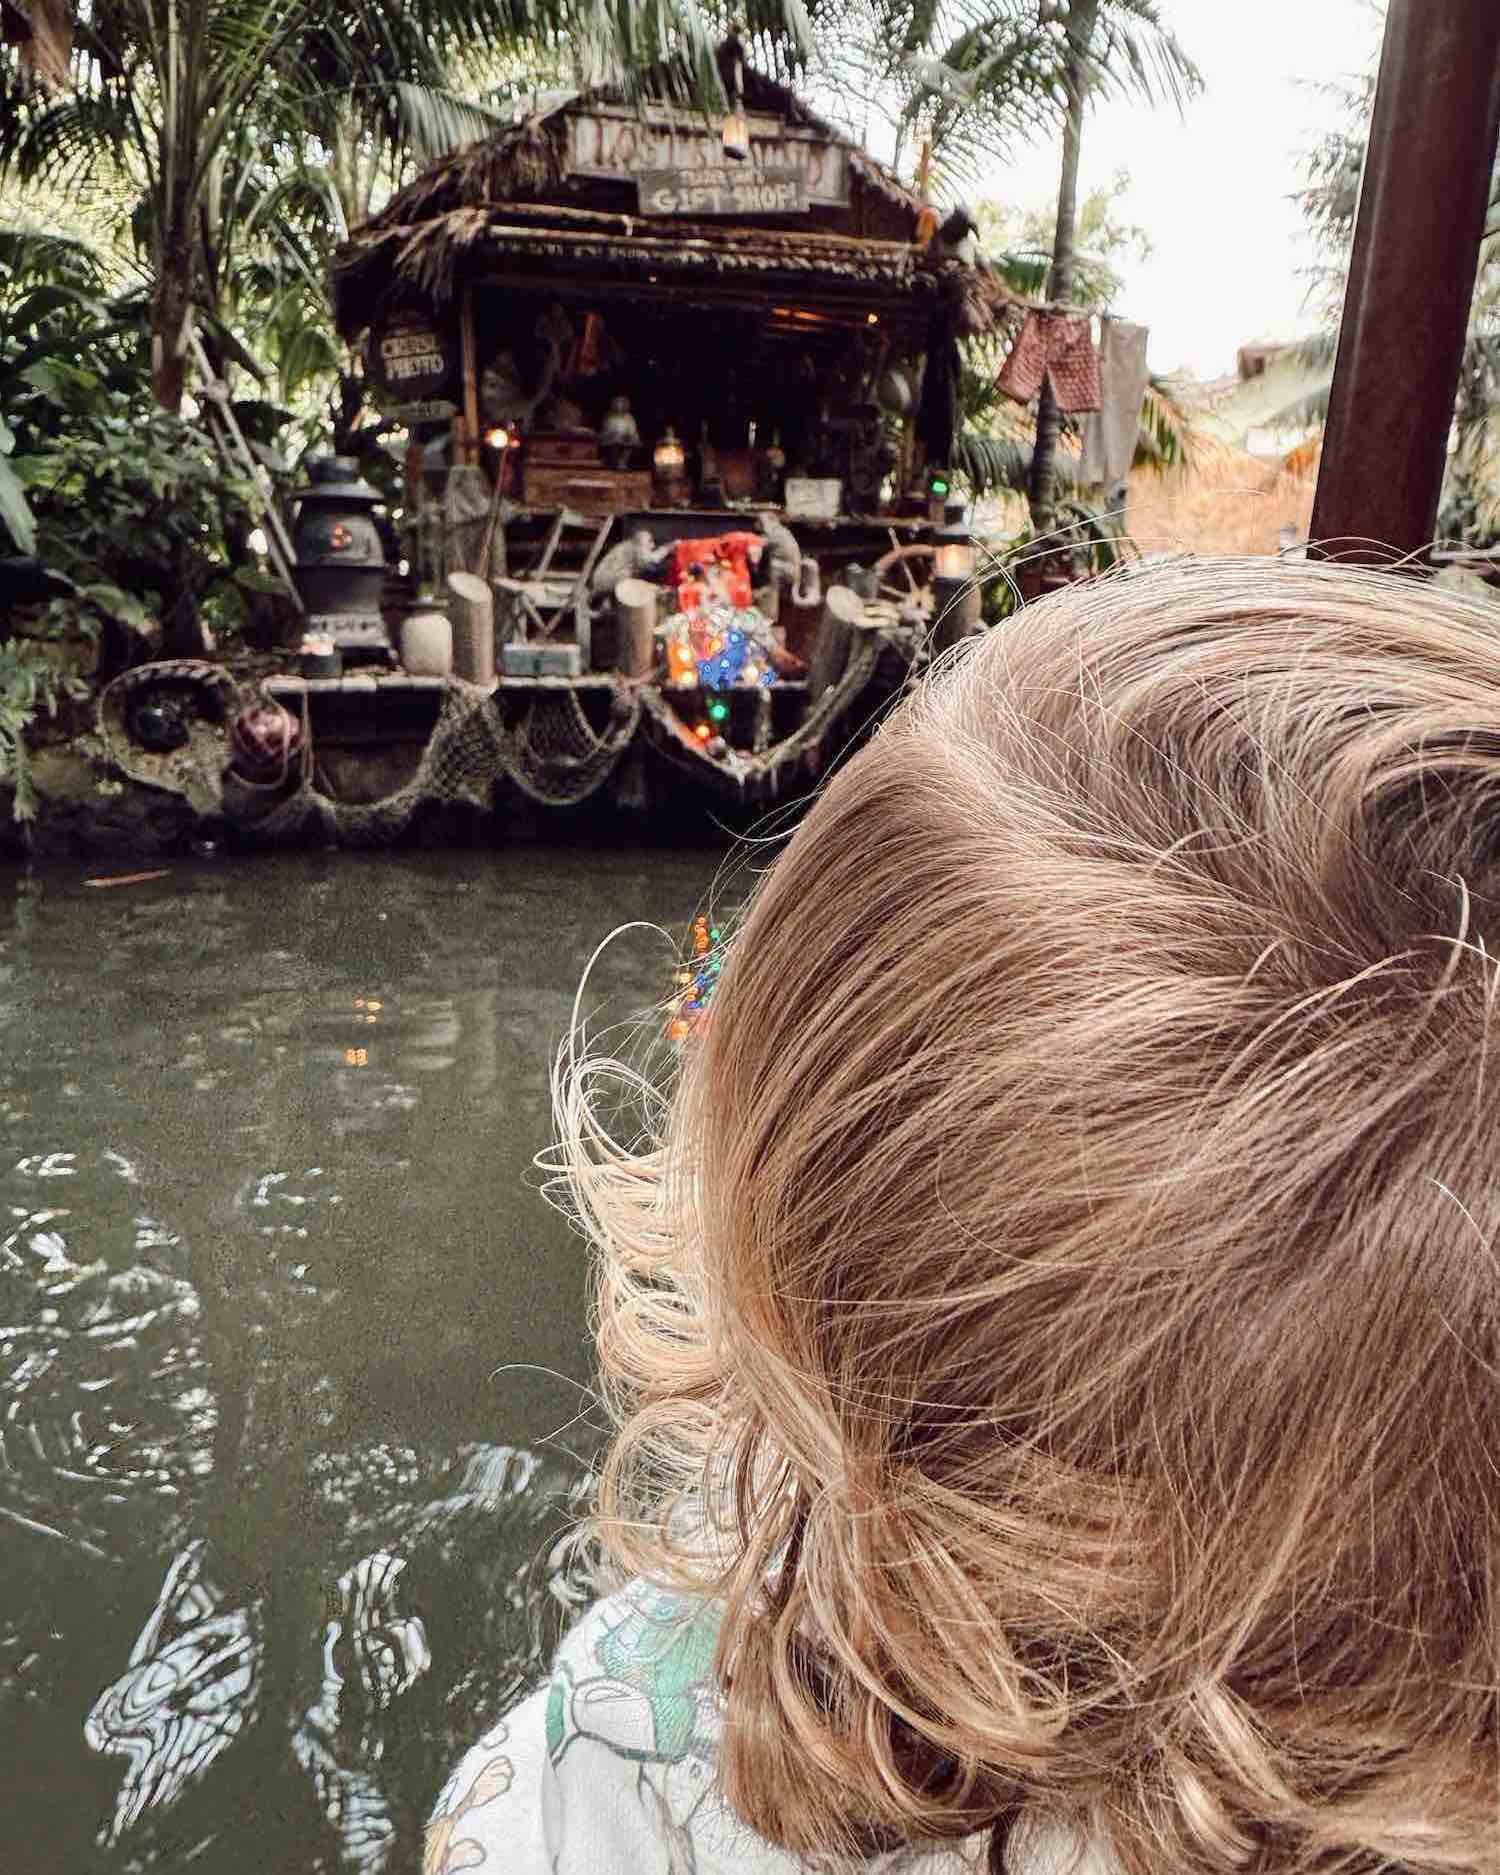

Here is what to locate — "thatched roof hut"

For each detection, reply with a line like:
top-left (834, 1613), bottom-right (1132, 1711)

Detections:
top-left (331, 58), bottom-right (1005, 346)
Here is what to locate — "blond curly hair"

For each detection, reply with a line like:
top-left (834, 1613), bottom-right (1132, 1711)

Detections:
top-left (560, 558), bottom-right (1500, 1875)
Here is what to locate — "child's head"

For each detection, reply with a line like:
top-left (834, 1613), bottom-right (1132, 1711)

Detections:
top-left (570, 558), bottom-right (1500, 1874)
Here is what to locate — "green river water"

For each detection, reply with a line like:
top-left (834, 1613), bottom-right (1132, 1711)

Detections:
top-left (0, 845), bottom-right (725, 1873)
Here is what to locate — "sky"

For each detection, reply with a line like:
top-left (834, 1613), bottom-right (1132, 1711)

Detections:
top-left (973, 0), bottom-right (1387, 380)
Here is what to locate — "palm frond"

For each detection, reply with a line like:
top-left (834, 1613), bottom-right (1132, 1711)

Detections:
top-left (955, 425), bottom-right (1031, 495)
top-left (391, 81), bottom-right (511, 162)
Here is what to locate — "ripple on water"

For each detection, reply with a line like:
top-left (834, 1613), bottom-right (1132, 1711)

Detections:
top-left (0, 847), bottom-right (722, 1872)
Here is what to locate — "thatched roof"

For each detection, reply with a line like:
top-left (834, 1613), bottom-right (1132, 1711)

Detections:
top-left (362, 63), bottom-right (921, 233)
top-left (335, 199), bottom-right (1002, 341)
top-left (331, 61), bottom-right (991, 341)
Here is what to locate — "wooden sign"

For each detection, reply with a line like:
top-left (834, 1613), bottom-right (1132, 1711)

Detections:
top-left (367, 317), bottom-right (452, 398)
top-left (638, 166), bottom-right (808, 218)
top-left (565, 106), bottom-right (847, 208)
top-left (376, 397), bottom-right (458, 425)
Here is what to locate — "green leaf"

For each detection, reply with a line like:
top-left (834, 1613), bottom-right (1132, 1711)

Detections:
top-left (0, 455), bottom-right (37, 555)
top-left (78, 581), bottom-right (149, 627)
top-left (233, 564), bottom-right (293, 594)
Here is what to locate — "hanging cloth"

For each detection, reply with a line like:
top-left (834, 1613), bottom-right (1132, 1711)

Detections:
top-left (997, 310), bottom-right (1102, 414)
top-left (916, 311), bottom-right (961, 468)
top-left (564, 312), bottom-right (613, 380)
top-left (1079, 318), bottom-right (1151, 485)
top-left (2, 0), bottom-right (71, 90)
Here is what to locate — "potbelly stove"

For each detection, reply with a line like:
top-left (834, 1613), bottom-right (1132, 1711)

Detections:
top-left (290, 456), bottom-right (394, 662)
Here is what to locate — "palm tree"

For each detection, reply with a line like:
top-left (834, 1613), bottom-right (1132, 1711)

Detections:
top-left (0, 0), bottom-right (821, 413)
top-left (825, 0), bottom-right (1197, 537)
top-left (1022, 1), bottom-right (1197, 538)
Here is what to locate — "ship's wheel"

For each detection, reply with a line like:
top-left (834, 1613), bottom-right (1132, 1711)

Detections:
top-left (871, 542), bottom-right (938, 622)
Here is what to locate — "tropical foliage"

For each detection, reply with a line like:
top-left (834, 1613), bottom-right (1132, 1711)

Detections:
top-left (809, 0), bottom-right (1198, 533)
top-left (0, 0), bottom-right (1208, 810)
top-left (956, 168), bottom-right (1192, 576)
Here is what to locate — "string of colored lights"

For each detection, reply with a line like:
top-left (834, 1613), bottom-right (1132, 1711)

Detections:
top-left (666, 915), bottom-right (722, 1042)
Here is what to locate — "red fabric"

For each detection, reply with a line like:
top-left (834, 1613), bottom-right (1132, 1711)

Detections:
top-left (668, 532), bottom-right (765, 612)
top-left (996, 310), bottom-right (1102, 414)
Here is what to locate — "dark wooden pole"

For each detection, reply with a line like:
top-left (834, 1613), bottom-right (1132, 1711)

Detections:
top-left (1309, 0), bottom-right (1500, 562)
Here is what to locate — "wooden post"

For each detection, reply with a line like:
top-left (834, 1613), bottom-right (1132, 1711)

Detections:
top-left (613, 577), bottom-right (659, 677)
top-left (1309, 0), bottom-right (1500, 561)
top-left (932, 575), bottom-right (982, 652)
top-left (447, 570), bottom-right (495, 686)
top-left (459, 284), bottom-right (481, 469)
top-left (808, 583), bottom-right (865, 703)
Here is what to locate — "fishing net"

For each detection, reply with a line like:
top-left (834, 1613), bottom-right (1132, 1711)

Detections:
top-left (104, 613), bottom-right (891, 846)
top-left (225, 678), bottom-right (511, 846)
top-left (493, 681), bottom-right (642, 808)
top-left (638, 628), bottom-right (883, 797)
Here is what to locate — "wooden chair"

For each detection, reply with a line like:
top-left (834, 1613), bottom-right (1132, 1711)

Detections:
top-left (494, 510), bottom-right (612, 663)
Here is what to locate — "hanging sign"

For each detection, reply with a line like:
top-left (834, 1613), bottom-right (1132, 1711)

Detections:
top-left (638, 166), bottom-right (808, 218)
top-left (565, 107), bottom-right (848, 208)
top-left (367, 316), bottom-right (453, 399)
top-left (379, 397), bottom-right (458, 425)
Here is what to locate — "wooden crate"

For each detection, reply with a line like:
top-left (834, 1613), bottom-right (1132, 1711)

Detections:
top-left (522, 464), bottom-right (653, 515)
top-left (526, 431), bottom-right (602, 468)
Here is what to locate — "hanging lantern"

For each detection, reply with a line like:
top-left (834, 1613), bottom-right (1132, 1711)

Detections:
top-left (934, 499), bottom-right (976, 580)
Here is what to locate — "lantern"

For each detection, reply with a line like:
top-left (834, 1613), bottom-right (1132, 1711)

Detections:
top-left (653, 426), bottom-right (689, 505)
top-left (934, 500), bottom-right (976, 580)
top-left (654, 428), bottom-right (686, 475)
top-left (932, 499), bottom-right (982, 651)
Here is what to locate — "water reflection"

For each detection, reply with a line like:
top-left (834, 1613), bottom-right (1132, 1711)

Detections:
top-left (86, 1541), bottom-right (260, 1842)
top-left (0, 1149), bottom-right (213, 1567)
top-left (0, 847), bottom-right (723, 1871)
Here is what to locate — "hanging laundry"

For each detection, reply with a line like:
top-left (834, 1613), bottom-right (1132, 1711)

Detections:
top-left (1080, 319), bottom-right (1151, 485)
top-left (997, 310), bottom-right (1102, 414)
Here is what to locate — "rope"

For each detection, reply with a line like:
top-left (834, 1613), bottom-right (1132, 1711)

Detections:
top-left (637, 632), bottom-right (883, 797)
top-left (494, 681), bottom-right (642, 807)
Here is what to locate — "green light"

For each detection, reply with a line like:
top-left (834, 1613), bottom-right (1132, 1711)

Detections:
top-left (930, 475), bottom-right (949, 496)
top-left (708, 700), bottom-right (729, 722)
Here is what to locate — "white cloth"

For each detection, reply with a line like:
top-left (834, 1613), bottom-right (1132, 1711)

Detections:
top-left (1079, 319), bottom-right (1151, 487)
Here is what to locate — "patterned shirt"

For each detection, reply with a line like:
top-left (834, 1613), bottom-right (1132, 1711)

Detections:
top-left (424, 1581), bottom-right (991, 1875)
